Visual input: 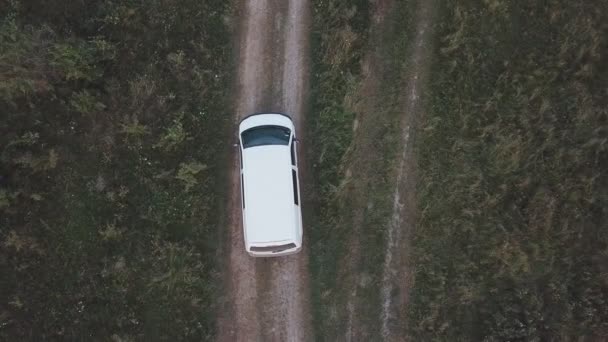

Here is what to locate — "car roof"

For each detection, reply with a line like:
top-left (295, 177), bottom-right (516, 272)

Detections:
top-left (241, 144), bottom-right (298, 244)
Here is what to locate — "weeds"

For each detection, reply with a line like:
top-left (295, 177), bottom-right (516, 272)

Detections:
top-left (175, 162), bottom-right (208, 192)
top-left (410, 0), bottom-right (608, 339)
top-left (0, 0), bottom-right (232, 339)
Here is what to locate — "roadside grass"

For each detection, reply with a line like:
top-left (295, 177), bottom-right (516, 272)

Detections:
top-left (307, 0), bottom-right (369, 338)
top-left (410, 0), bottom-right (608, 340)
top-left (308, 0), bottom-right (414, 339)
top-left (1, 0), bottom-right (232, 340)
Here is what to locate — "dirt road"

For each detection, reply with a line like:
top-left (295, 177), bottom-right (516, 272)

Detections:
top-left (217, 0), bottom-right (312, 341)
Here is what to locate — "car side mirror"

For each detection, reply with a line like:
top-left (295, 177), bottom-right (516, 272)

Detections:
top-left (293, 138), bottom-right (300, 143)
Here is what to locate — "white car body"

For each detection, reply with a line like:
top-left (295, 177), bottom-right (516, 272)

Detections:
top-left (238, 113), bottom-right (303, 257)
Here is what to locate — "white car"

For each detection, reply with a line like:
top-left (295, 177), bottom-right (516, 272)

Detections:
top-left (238, 113), bottom-right (303, 257)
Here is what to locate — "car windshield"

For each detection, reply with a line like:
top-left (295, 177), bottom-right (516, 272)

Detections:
top-left (241, 125), bottom-right (291, 148)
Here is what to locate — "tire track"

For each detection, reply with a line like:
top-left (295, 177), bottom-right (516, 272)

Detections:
top-left (379, 0), bottom-right (438, 340)
top-left (217, 0), bottom-right (272, 340)
top-left (262, 0), bottom-right (313, 340)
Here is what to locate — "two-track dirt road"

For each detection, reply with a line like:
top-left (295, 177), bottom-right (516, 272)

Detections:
top-left (379, 0), bottom-right (437, 340)
top-left (217, 0), bottom-right (312, 341)
top-left (341, 0), bottom-right (438, 340)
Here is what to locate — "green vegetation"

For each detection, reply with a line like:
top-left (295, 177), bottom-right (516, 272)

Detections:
top-left (308, 0), bottom-right (413, 339)
top-left (410, 0), bottom-right (608, 339)
top-left (307, 0), bottom-right (369, 338)
top-left (1, 0), bottom-right (232, 339)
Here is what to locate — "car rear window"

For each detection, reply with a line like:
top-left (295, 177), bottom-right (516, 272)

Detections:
top-left (241, 125), bottom-right (291, 148)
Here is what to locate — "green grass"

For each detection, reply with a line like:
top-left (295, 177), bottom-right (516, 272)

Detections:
top-left (308, 0), bottom-right (415, 339)
top-left (307, 0), bottom-right (369, 339)
top-left (1, 0), bottom-right (233, 340)
top-left (410, 0), bottom-right (608, 340)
